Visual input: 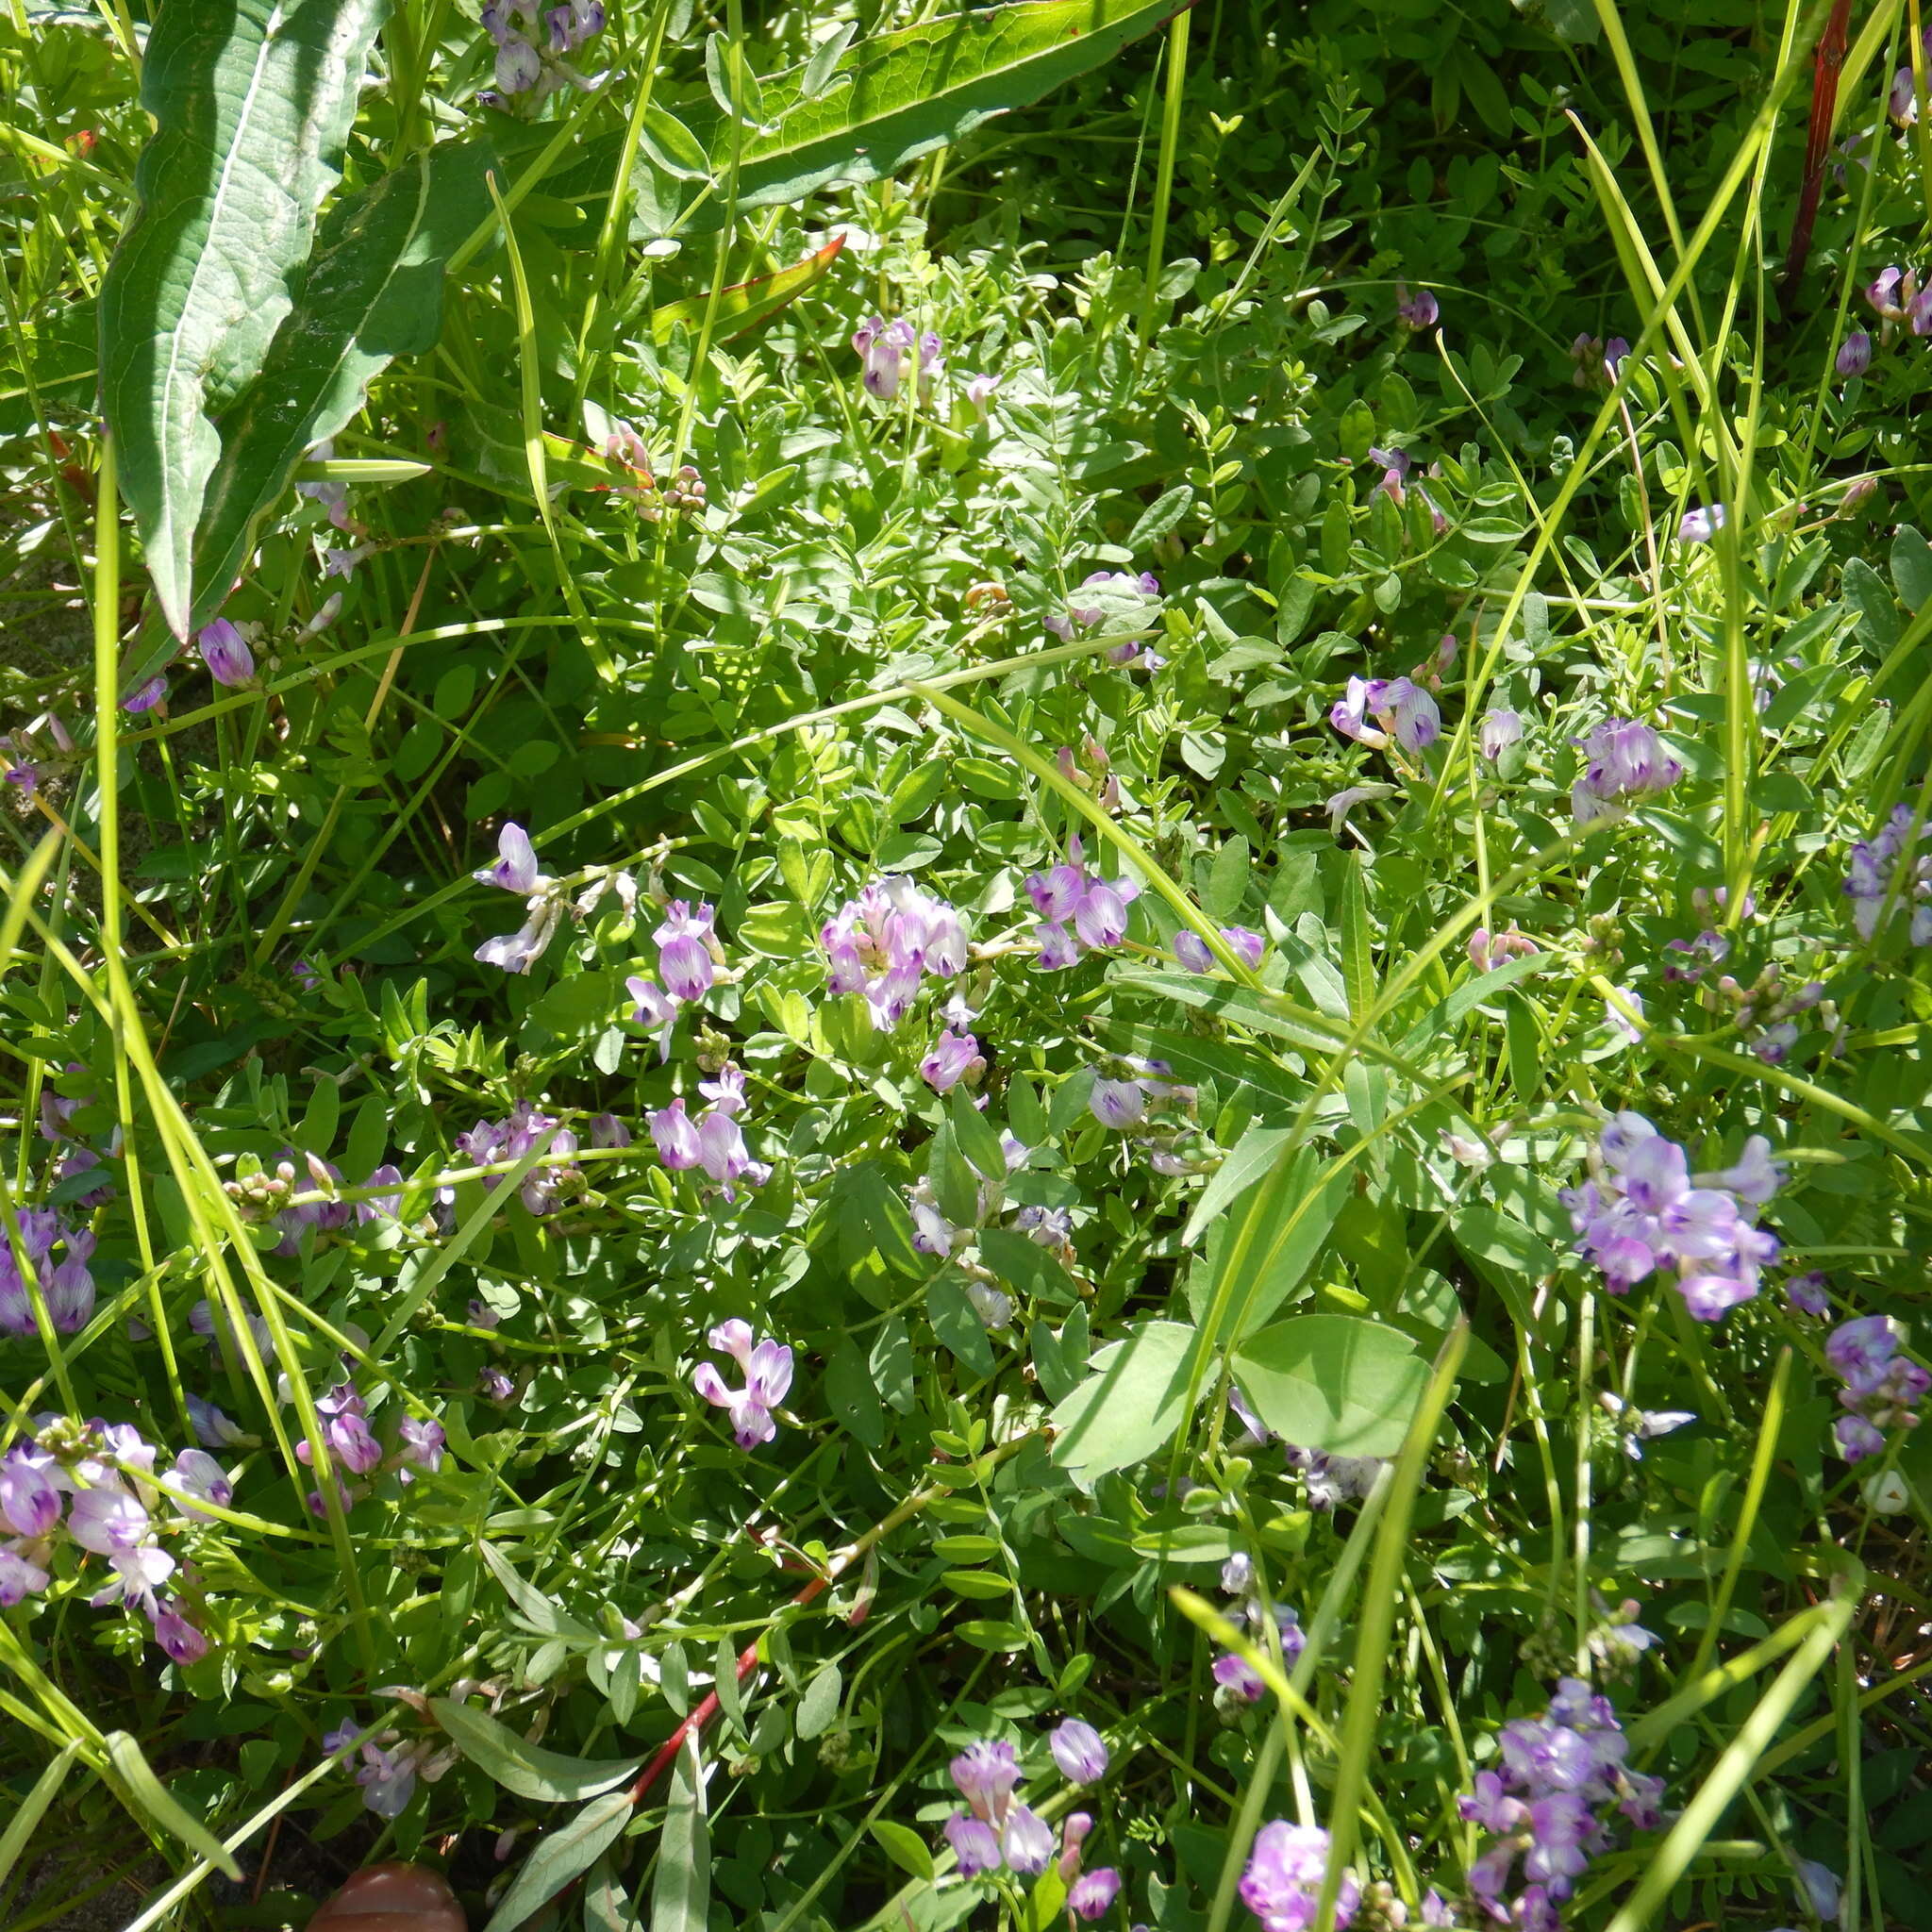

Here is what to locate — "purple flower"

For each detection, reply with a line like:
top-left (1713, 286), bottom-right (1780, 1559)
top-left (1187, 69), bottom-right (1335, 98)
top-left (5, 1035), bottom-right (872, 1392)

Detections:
top-left (1002, 1804), bottom-right (1055, 1877)
top-left (963, 373), bottom-right (998, 419)
top-left (0, 1547), bottom-right (50, 1606)
top-left (1479, 709), bottom-right (1524, 761)
top-left (1049, 1719), bottom-right (1108, 1784)
top-left (1826, 1314), bottom-right (1900, 1385)
top-left (1090, 1076), bottom-right (1147, 1129)
top-left (1868, 265), bottom-right (1908, 319)
top-left (1786, 1271), bottom-right (1830, 1317)
top-left (590, 1112), bottom-right (632, 1148)
top-left (1571, 719), bottom-right (1683, 824)
top-left (1022, 841), bottom-right (1141, 969)
top-left (853, 316), bottom-right (918, 399)
top-left (1834, 1413), bottom-right (1886, 1462)
top-left (1677, 504), bottom-right (1725, 545)
top-left (626, 974), bottom-right (680, 1060)
top-left (356, 1740), bottom-right (421, 1818)
top-left (474, 822), bottom-right (541, 894)
top-left (820, 877), bottom-right (968, 1024)
top-left (691, 1320), bottom-right (792, 1448)
top-left (695, 1108), bottom-right (768, 1195)
top-left (67, 1485), bottom-right (151, 1554)
top-left (197, 619), bottom-right (255, 687)
top-left (495, 33), bottom-right (541, 92)
top-left (1174, 925), bottom-right (1266, 974)
top-left (655, 901), bottom-right (717, 1003)
top-left (167, 1448), bottom-right (232, 1517)
top-left (0, 1451), bottom-right (60, 1537)
top-left (944, 1811), bottom-right (1003, 1876)
top-left (1212, 1652), bottom-right (1264, 1701)
top-left (1837, 331), bottom-right (1874, 377)
top-left (122, 675), bottom-right (168, 714)
top-left (1843, 805), bottom-right (1932, 944)
top-left (648, 1098), bottom-right (703, 1171)
top-left (1070, 1869), bottom-right (1122, 1921)
top-left (950, 1740), bottom-right (1020, 1824)
top-left (1240, 1820), bottom-right (1359, 1932)
top-left (152, 1603), bottom-right (209, 1664)
top-left (474, 898), bottom-right (562, 974)
top-left (698, 1063), bottom-right (746, 1116)
top-left (921, 1028), bottom-right (985, 1093)
top-left (398, 1417), bottom-right (445, 1474)
top-left (1396, 283), bottom-right (1439, 329)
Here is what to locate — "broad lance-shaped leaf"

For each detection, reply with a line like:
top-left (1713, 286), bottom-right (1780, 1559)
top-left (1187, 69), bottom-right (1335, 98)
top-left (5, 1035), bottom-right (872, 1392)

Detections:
top-left (687, 0), bottom-right (1200, 209)
top-left (649, 232), bottom-right (846, 343)
top-left (99, 0), bottom-right (391, 638)
top-left (190, 140), bottom-right (493, 631)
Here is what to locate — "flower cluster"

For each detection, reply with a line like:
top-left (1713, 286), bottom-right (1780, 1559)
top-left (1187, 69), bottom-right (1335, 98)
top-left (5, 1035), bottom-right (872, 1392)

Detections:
top-left (1843, 804), bottom-right (1932, 945)
top-left (1211, 1602), bottom-right (1305, 1703)
top-left (941, 1725), bottom-right (1119, 1917)
top-left (1458, 1678), bottom-right (1665, 1931)
top-left (457, 1101), bottom-right (579, 1215)
top-left (1824, 1315), bottom-right (1928, 1463)
top-left (1866, 263), bottom-right (1932, 334)
top-left (820, 876), bottom-right (968, 1027)
top-left (1561, 1113), bottom-right (1783, 1322)
top-left (296, 1381), bottom-right (444, 1515)
top-left (691, 1320), bottom-right (793, 1449)
top-left (1044, 570), bottom-right (1167, 669)
top-left (1332, 675), bottom-right (1441, 754)
top-left (0, 1416), bottom-right (231, 1661)
top-left (0, 1209), bottom-right (94, 1335)
top-left (1174, 925), bottom-right (1265, 975)
top-left (1240, 1821), bottom-right (1361, 1932)
top-left (1285, 1444), bottom-right (1385, 1511)
top-left (595, 421), bottom-right (706, 520)
top-left (1025, 836), bottom-right (1141, 970)
top-left (649, 1066), bottom-right (770, 1199)
top-left (1, 709), bottom-right (75, 795)
top-left (473, 823), bottom-right (566, 975)
top-left (1570, 720), bottom-right (1682, 824)
top-left (325, 1717), bottom-right (458, 1819)
top-left (852, 317), bottom-right (941, 402)
top-left (1468, 927), bottom-right (1538, 974)
top-left (480, 0), bottom-right (603, 97)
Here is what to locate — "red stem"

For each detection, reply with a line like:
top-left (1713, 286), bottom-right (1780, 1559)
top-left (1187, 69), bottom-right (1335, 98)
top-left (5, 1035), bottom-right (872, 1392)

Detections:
top-left (1782, 0), bottom-right (1856, 298)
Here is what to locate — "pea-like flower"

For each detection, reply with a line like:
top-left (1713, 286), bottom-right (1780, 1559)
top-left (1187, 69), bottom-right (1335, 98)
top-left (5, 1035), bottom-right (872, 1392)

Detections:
top-left (1570, 718), bottom-right (1682, 824)
top-left (0, 1448), bottom-right (60, 1538)
top-left (1001, 1804), bottom-right (1055, 1877)
top-left (852, 316), bottom-right (919, 399)
top-left (691, 1320), bottom-right (793, 1449)
top-left (950, 1740), bottom-right (1021, 1823)
top-left (1843, 804), bottom-right (1932, 945)
top-left (1241, 1820), bottom-right (1360, 1932)
top-left (821, 877), bottom-right (968, 1026)
top-left (1395, 283), bottom-right (1439, 329)
top-left (1478, 708), bottom-right (1524, 761)
top-left (1048, 1719), bottom-right (1109, 1784)
top-left (921, 1028), bottom-right (985, 1093)
top-left (944, 1812), bottom-right (1002, 1875)
top-left (655, 901), bottom-right (719, 1003)
top-left (474, 823), bottom-right (542, 895)
top-left (1068, 1869), bottom-right (1122, 1921)
top-left (648, 1098), bottom-right (702, 1171)
top-left (197, 619), bottom-right (256, 687)
top-left (1174, 925), bottom-right (1265, 974)
top-left (1676, 504), bottom-right (1724, 545)
top-left (1837, 331), bottom-right (1874, 377)
top-left (1330, 675), bottom-right (1440, 753)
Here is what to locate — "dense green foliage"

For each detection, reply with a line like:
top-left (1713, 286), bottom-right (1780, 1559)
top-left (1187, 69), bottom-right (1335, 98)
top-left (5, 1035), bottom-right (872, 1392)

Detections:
top-left (3, 1), bottom-right (1932, 1930)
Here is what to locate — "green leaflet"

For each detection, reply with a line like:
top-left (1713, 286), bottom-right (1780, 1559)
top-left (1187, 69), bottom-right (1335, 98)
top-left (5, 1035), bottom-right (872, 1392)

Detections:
top-left (189, 140), bottom-right (494, 631)
top-left (98, 0), bottom-right (391, 638)
top-left (687, 0), bottom-right (1199, 209)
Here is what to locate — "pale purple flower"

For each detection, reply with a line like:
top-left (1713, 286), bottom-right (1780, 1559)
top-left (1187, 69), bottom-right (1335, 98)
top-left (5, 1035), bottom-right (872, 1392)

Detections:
top-left (820, 877), bottom-right (968, 1024)
top-left (474, 897), bottom-right (562, 974)
top-left (626, 974), bottom-right (680, 1059)
top-left (1090, 1076), bottom-right (1147, 1129)
top-left (1834, 1413), bottom-right (1886, 1462)
top-left (1036, 921), bottom-right (1081, 970)
top-left (494, 34), bottom-right (541, 92)
top-left (921, 1028), bottom-right (985, 1092)
top-left (950, 1740), bottom-right (1020, 1824)
top-left (963, 373), bottom-right (998, 420)
top-left (648, 1098), bottom-right (702, 1171)
top-left (695, 1108), bottom-right (768, 1195)
top-left (944, 1812), bottom-right (1003, 1876)
top-left (1212, 1652), bottom-right (1264, 1701)
top-left (1694, 1136), bottom-right (1784, 1206)
top-left (692, 1322), bottom-right (792, 1448)
top-left (655, 901), bottom-right (717, 1003)
top-left (357, 1740), bottom-right (421, 1818)
top-left (167, 1448), bottom-right (232, 1517)
top-left (398, 1417), bottom-right (445, 1474)
top-left (1843, 805), bottom-right (1932, 943)
top-left (1331, 676), bottom-right (1391, 749)
top-left (122, 675), bottom-right (168, 715)
top-left (152, 1604), bottom-right (208, 1664)
top-left (197, 619), bottom-right (255, 686)
top-left (1240, 1820), bottom-right (1359, 1932)
top-left (1677, 504), bottom-right (1725, 545)
top-left (1479, 709), bottom-right (1524, 760)
top-left (1395, 284), bottom-right (1439, 329)
top-left (1049, 1719), bottom-right (1108, 1784)
top-left (1786, 1271), bottom-right (1830, 1317)
top-left (1174, 925), bottom-right (1264, 974)
top-left (1070, 1870), bottom-right (1122, 1921)
top-left (1793, 1859), bottom-right (1841, 1924)
top-left (68, 1485), bottom-right (151, 1554)
top-left (1826, 1315), bottom-right (1900, 1386)
top-left (1837, 331), bottom-right (1873, 377)
top-left (853, 316), bottom-right (917, 399)
top-left (0, 1451), bottom-right (60, 1537)
top-left (0, 1546), bottom-right (50, 1606)
top-left (356, 1163), bottom-right (405, 1224)
top-left (1002, 1805), bottom-right (1055, 1877)
top-left (698, 1063), bottom-right (746, 1116)
top-left (1058, 1812), bottom-right (1092, 1880)
top-left (590, 1112), bottom-right (632, 1148)
top-left (1572, 718), bottom-right (1683, 823)
top-left (474, 822), bottom-right (541, 894)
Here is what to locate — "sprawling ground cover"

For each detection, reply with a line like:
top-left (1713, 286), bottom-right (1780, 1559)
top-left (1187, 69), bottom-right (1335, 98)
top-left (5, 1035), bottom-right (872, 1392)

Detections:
top-left (3, 0), bottom-right (1931, 1927)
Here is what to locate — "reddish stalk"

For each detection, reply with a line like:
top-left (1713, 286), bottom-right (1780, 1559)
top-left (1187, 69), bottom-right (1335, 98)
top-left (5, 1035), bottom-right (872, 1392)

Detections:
top-left (1782, 0), bottom-right (1856, 301)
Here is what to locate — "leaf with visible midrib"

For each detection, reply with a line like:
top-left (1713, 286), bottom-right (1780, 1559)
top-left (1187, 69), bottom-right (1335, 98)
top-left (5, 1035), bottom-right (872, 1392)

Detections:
top-left (189, 139), bottom-right (494, 631)
top-left (686, 0), bottom-right (1199, 209)
top-left (429, 1696), bottom-right (641, 1804)
top-left (99, 0), bottom-right (391, 638)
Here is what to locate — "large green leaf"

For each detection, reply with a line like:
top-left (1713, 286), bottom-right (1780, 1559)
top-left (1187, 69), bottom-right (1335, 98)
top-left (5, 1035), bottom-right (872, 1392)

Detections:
top-left (649, 1735), bottom-right (711, 1932)
top-left (189, 139), bottom-right (493, 630)
top-left (689, 0), bottom-right (1198, 209)
top-left (1231, 1315), bottom-right (1432, 1459)
top-left (429, 1696), bottom-right (641, 1804)
top-left (1049, 1319), bottom-right (1200, 1489)
top-left (98, 0), bottom-right (391, 637)
top-left (484, 1789), bottom-right (636, 1932)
